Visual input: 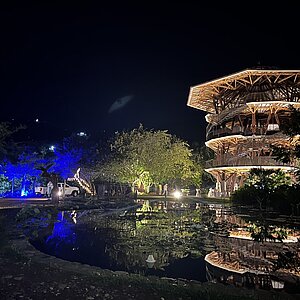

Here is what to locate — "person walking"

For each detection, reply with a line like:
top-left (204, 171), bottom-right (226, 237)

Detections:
top-left (163, 183), bottom-right (168, 198)
top-left (46, 181), bottom-right (53, 198)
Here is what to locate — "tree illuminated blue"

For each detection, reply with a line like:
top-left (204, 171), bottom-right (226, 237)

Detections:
top-left (1, 148), bottom-right (50, 197)
top-left (52, 148), bottom-right (83, 180)
top-left (45, 212), bottom-right (77, 254)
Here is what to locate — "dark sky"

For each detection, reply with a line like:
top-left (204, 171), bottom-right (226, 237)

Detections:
top-left (1, 2), bottom-right (299, 144)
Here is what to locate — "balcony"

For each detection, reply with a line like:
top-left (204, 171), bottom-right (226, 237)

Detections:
top-left (205, 156), bottom-right (294, 169)
top-left (206, 126), bottom-right (279, 141)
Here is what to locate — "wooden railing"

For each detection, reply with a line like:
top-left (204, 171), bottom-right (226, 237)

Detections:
top-left (206, 126), bottom-right (273, 140)
top-left (205, 156), bottom-right (294, 168)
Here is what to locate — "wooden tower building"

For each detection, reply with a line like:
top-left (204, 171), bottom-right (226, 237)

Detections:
top-left (187, 69), bottom-right (300, 197)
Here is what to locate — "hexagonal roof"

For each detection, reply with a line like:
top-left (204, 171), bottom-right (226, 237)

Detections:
top-left (187, 69), bottom-right (300, 114)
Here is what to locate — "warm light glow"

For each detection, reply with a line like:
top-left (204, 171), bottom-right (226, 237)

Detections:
top-left (73, 168), bottom-right (93, 195)
top-left (205, 165), bottom-right (296, 174)
top-left (173, 190), bottom-right (182, 199)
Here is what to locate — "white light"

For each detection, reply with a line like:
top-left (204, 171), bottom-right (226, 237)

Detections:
top-left (71, 210), bottom-right (77, 224)
top-left (173, 190), bottom-right (182, 199)
top-left (267, 124), bottom-right (280, 131)
top-left (49, 145), bottom-right (55, 151)
top-left (57, 191), bottom-right (62, 196)
top-left (77, 132), bottom-right (87, 137)
top-left (146, 255), bottom-right (156, 263)
top-left (271, 279), bottom-right (285, 289)
top-left (35, 118), bottom-right (39, 123)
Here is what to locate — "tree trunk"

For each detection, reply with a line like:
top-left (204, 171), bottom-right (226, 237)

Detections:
top-left (11, 177), bottom-right (14, 196)
top-left (32, 177), bottom-right (36, 195)
top-left (50, 175), bottom-right (59, 203)
top-left (63, 179), bottom-right (66, 198)
top-left (21, 175), bottom-right (26, 196)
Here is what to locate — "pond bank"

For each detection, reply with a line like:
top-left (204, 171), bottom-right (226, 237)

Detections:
top-left (0, 202), bottom-right (298, 299)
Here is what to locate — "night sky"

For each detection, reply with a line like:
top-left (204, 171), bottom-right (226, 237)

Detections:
top-left (1, 2), bottom-right (299, 145)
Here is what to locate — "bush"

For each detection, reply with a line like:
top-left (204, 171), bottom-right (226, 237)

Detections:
top-left (231, 184), bottom-right (300, 215)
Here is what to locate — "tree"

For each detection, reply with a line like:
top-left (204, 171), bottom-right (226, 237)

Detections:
top-left (56, 133), bottom-right (101, 196)
top-left (272, 106), bottom-right (300, 177)
top-left (0, 122), bottom-right (25, 161)
top-left (231, 168), bottom-right (294, 241)
top-left (37, 163), bottom-right (59, 202)
top-left (97, 125), bottom-right (202, 193)
top-left (232, 168), bottom-right (291, 208)
top-left (53, 146), bottom-right (83, 181)
top-left (0, 123), bottom-right (12, 155)
top-left (270, 106), bottom-right (300, 214)
top-left (2, 147), bottom-right (50, 196)
top-left (191, 143), bottom-right (215, 192)
top-left (45, 133), bottom-right (100, 197)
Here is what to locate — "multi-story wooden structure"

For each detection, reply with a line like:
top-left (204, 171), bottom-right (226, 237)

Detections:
top-left (187, 69), bottom-right (300, 197)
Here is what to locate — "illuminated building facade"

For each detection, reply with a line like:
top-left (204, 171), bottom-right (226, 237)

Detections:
top-left (187, 69), bottom-right (300, 197)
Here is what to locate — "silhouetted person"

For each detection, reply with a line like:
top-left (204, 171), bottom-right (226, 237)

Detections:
top-left (37, 164), bottom-right (59, 203)
top-left (163, 184), bottom-right (168, 198)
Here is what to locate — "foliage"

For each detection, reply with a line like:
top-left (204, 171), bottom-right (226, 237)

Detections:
top-left (96, 125), bottom-right (202, 191)
top-left (16, 206), bottom-right (57, 239)
top-left (248, 223), bottom-right (288, 242)
top-left (0, 174), bottom-right (10, 196)
top-left (0, 132), bottom-right (100, 197)
top-left (232, 168), bottom-right (299, 243)
top-left (50, 133), bottom-right (101, 194)
top-left (0, 122), bottom-right (25, 161)
top-left (272, 106), bottom-right (300, 178)
top-left (233, 183), bottom-right (300, 216)
top-left (245, 168), bottom-right (291, 191)
top-left (0, 123), bottom-right (13, 155)
top-left (53, 146), bottom-right (83, 180)
top-left (275, 249), bottom-right (300, 273)
top-left (231, 168), bottom-right (292, 211)
top-left (48, 134), bottom-right (92, 180)
top-left (191, 143), bottom-right (215, 190)
top-left (0, 146), bottom-right (51, 196)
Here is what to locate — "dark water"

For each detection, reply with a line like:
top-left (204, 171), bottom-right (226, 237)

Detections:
top-left (30, 199), bottom-right (222, 281)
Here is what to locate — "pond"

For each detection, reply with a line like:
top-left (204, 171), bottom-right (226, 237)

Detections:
top-left (28, 198), bottom-right (300, 292)
top-left (30, 199), bottom-right (225, 282)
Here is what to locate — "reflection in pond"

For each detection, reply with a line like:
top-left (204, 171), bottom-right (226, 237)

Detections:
top-left (31, 200), bottom-right (217, 281)
top-left (29, 199), bottom-right (300, 292)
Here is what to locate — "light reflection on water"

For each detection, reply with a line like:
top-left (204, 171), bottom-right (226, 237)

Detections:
top-left (27, 199), bottom-right (300, 292)
top-left (31, 199), bottom-right (224, 281)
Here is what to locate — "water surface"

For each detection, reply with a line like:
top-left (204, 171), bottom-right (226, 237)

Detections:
top-left (31, 199), bottom-right (221, 281)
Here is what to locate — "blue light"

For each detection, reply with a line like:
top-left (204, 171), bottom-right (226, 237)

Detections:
top-left (21, 188), bottom-right (28, 197)
top-left (53, 148), bottom-right (83, 179)
top-left (45, 213), bottom-right (76, 250)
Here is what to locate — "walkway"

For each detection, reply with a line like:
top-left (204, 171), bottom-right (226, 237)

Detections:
top-left (0, 197), bottom-right (52, 210)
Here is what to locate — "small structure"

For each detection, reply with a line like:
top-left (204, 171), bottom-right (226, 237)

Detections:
top-left (146, 255), bottom-right (156, 263)
top-left (187, 68), bottom-right (300, 197)
top-left (146, 254), bottom-right (156, 268)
